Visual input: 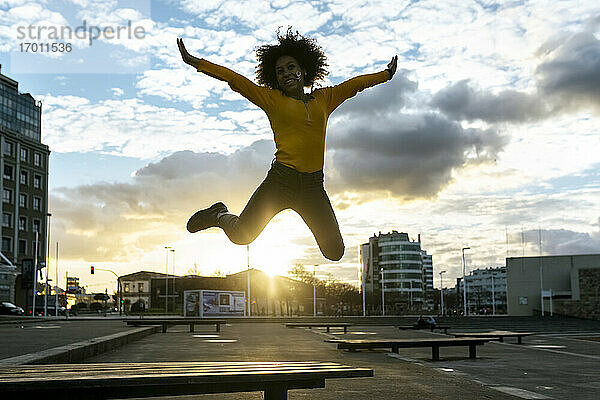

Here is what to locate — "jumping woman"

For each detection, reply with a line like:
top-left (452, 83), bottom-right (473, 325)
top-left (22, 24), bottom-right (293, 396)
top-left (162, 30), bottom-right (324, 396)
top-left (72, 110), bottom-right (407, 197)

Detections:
top-left (178, 29), bottom-right (397, 261)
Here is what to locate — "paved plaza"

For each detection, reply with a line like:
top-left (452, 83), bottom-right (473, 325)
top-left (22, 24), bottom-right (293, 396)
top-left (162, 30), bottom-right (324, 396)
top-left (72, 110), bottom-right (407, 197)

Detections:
top-left (1, 319), bottom-right (599, 399)
top-left (85, 322), bottom-right (598, 399)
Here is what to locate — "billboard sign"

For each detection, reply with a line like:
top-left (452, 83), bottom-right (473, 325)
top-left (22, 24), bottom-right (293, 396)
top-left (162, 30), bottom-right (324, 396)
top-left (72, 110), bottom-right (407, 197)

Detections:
top-left (66, 277), bottom-right (80, 294)
top-left (184, 289), bottom-right (245, 317)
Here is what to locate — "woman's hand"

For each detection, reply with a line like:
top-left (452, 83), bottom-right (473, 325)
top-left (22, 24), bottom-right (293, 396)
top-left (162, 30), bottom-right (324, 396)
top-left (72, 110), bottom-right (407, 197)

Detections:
top-left (386, 55), bottom-right (398, 80)
top-left (177, 38), bottom-right (200, 67)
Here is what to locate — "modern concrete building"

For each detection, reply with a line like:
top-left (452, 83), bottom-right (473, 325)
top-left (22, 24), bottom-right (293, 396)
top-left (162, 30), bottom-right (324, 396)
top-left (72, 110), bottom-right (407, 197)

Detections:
top-left (506, 254), bottom-right (600, 320)
top-left (361, 231), bottom-right (430, 314)
top-left (456, 267), bottom-right (507, 315)
top-left (0, 65), bottom-right (50, 304)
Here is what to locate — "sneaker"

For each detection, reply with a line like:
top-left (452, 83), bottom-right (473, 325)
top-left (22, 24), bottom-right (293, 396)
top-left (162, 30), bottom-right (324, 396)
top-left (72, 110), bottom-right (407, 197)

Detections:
top-left (186, 202), bottom-right (228, 233)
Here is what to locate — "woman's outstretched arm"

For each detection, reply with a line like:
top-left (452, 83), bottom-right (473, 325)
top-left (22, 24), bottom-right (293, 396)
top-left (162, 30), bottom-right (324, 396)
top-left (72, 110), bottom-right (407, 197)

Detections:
top-left (177, 38), bottom-right (273, 110)
top-left (326, 55), bottom-right (398, 113)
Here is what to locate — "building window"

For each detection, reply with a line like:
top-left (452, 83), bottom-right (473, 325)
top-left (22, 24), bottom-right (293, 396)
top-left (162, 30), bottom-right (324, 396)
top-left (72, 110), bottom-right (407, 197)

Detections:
top-left (3, 189), bottom-right (12, 204)
top-left (2, 213), bottom-right (11, 228)
top-left (34, 153), bottom-right (41, 166)
top-left (138, 283), bottom-right (144, 292)
top-left (20, 170), bottom-right (27, 185)
top-left (124, 283), bottom-right (130, 293)
top-left (19, 216), bottom-right (26, 231)
top-left (1, 237), bottom-right (11, 252)
top-left (3, 164), bottom-right (13, 180)
top-left (3, 142), bottom-right (12, 156)
top-left (18, 239), bottom-right (27, 254)
top-left (19, 193), bottom-right (27, 208)
top-left (33, 196), bottom-right (41, 211)
top-left (33, 219), bottom-right (40, 233)
top-left (20, 148), bottom-right (28, 162)
top-left (33, 174), bottom-right (41, 189)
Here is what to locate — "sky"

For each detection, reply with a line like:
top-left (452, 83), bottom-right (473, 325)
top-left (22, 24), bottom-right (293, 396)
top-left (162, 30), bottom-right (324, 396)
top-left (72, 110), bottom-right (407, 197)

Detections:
top-left (0, 0), bottom-right (598, 294)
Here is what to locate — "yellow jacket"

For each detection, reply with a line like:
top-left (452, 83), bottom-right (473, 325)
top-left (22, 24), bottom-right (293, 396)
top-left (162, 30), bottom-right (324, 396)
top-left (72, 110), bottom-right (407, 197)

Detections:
top-left (198, 59), bottom-right (389, 172)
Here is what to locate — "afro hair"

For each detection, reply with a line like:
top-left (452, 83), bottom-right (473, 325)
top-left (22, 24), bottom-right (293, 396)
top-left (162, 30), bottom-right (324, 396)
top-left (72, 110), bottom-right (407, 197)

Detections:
top-left (255, 27), bottom-right (328, 90)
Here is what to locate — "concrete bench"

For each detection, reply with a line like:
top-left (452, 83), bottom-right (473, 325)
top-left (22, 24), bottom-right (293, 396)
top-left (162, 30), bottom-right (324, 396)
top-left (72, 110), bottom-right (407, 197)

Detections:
top-left (0, 361), bottom-right (373, 400)
top-left (125, 318), bottom-right (226, 333)
top-left (285, 322), bottom-right (352, 333)
top-left (325, 338), bottom-right (489, 361)
top-left (452, 331), bottom-right (535, 344)
top-left (397, 325), bottom-right (451, 334)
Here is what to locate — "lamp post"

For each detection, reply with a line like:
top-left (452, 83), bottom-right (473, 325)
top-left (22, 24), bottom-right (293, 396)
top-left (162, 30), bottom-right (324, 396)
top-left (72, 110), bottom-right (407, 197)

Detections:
top-left (170, 249), bottom-right (175, 313)
top-left (491, 274), bottom-right (496, 315)
top-left (462, 247), bottom-right (470, 316)
top-left (439, 270), bottom-right (446, 316)
top-left (247, 245), bottom-right (251, 317)
top-left (164, 246), bottom-right (171, 314)
top-left (313, 265), bottom-right (317, 317)
top-left (32, 231), bottom-right (39, 316)
top-left (92, 267), bottom-right (122, 316)
top-left (44, 212), bottom-right (51, 317)
top-left (381, 267), bottom-right (385, 316)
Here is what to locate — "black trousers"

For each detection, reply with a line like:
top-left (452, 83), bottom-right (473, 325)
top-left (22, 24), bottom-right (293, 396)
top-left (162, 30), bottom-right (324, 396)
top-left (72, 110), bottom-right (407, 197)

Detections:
top-left (218, 161), bottom-right (345, 261)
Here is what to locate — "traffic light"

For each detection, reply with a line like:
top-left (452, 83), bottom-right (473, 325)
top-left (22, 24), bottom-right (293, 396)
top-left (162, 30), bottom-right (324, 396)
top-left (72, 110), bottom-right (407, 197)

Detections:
top-left (90, 266), bottom-right (95, 274)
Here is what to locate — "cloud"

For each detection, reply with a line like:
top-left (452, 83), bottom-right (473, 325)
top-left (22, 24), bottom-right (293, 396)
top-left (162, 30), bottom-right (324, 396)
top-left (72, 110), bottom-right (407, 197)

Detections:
top-left (111, 87), bottom-right (124, 96)
top-left (39, 95), bottom-right (243, 157)
top-left (327, 111), bottom-right (506, 199)
top-left (51, 140), bottom-right (275, 261)
top-left (536, 31), bottom-right (600, 110)
top-left (431, 25), bottom-right (600, 123)
top-left (523, 228), bottom-right (600, 256)
top-left (431, 80), bottom-right (551, 123)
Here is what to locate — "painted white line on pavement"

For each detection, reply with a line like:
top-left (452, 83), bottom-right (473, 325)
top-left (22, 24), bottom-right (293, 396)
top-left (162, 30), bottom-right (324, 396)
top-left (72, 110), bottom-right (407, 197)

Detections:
top-left (490, 386), bottom-right (553, 399)
top-left (523, 345), bottom-right (600, 360)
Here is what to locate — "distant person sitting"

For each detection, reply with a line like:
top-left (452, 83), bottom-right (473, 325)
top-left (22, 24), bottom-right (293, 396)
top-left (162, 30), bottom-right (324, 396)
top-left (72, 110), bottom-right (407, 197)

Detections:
top-left (414, 315), bottom-right (437, 329)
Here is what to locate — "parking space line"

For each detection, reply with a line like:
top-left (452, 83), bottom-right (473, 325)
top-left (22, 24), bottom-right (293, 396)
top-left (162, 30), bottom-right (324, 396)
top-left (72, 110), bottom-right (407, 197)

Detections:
top-left (490, 386), bottom-right (553, 399)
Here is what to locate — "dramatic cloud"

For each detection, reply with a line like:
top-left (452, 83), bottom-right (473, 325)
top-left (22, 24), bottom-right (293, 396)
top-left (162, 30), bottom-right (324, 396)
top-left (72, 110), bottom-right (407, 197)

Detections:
top-left (536, 31), bottom-right (600, 110)
top-left (51, 140), bottom-right (275, 261)
top-left (327, 111), bottom-right (506, 199)
top-left (431, 80), bottom-right (550, 123)
top-left (523, 229), bottom-right (600, 256)
top-left (431, 25), bottom-right (600, 123)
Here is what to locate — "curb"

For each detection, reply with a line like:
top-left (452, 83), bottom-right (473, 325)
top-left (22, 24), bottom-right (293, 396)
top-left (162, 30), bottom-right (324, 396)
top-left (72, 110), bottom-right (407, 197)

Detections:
top-left (0, 326), bottom-right (160, 365)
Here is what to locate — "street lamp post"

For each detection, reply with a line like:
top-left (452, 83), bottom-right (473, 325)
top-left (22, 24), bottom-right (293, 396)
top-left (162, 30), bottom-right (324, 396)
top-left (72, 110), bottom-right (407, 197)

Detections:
top-left (164, 246), bottom-right (171, 314)
top-left (92, 267), bottom-right (122, 316)
top-left (32, 231), bottom-right (39, 316)
top-left (462, 247), bottom-right (470, 316)
top-left (44, 213), bottom-right (51, 317)
top-left (439, 270), bottom-right (446, 316)
top-left (313, 265), bottom-right (317, 317)
top-left (247, 245), bottom-right (251, 317)
top-left (170, 249), bottom-right (175, 313)
top-left (381, 267), bottom-right (385, 316)
top-left (491, 274), bottom-right (496, 315)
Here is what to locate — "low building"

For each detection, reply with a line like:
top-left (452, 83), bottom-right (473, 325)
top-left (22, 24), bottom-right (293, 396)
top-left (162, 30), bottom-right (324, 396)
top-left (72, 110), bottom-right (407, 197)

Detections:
top-left (456, 267), bottom-right (507, 315)
top-left (120, 271), bottom-right (167, 310)
top-left (506, 254), bottom-right (600, 319)
top-left (150, 269), bottom-right (316, 316)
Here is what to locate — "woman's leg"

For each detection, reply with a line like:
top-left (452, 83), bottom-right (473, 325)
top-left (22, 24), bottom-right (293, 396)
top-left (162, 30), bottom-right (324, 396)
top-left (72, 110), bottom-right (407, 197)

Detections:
top-left (218, 173), bottom-right (287, 245)
top-left (293, 184), bottom-right (344, 261)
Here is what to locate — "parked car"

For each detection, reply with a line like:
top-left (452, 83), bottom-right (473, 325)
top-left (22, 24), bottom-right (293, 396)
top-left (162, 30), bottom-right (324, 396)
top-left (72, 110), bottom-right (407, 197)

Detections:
top-left (0, 302), bottom-right (24, 316)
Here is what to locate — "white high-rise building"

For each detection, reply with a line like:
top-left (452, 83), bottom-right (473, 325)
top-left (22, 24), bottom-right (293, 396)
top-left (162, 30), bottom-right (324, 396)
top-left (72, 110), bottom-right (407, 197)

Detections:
top-left (361, 231), bottom-right (433, 314)
top-left (421, 250), bottom-right (434, 310)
